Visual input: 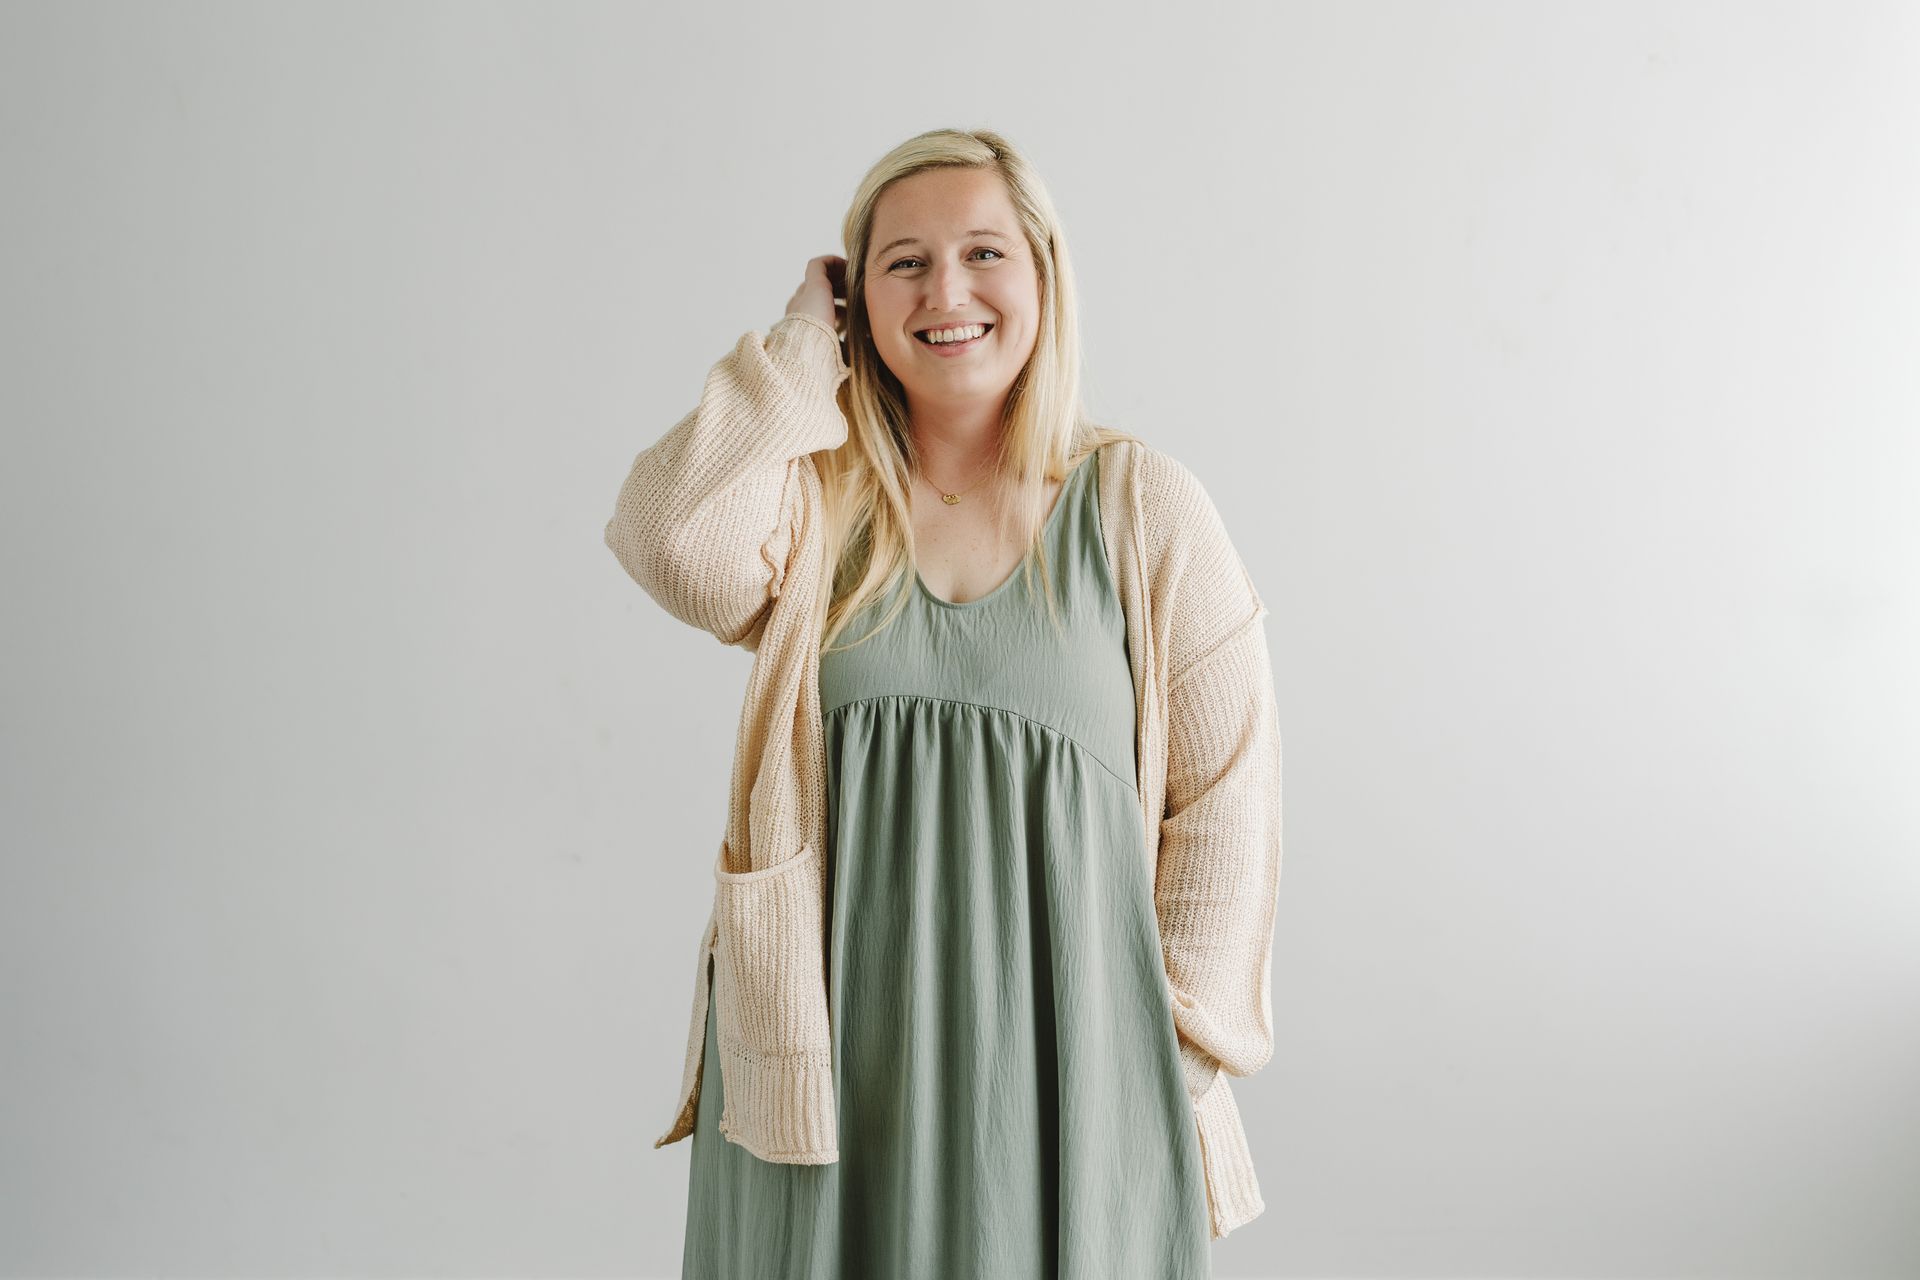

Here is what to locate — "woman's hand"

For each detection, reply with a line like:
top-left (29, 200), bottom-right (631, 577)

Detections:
top-left (785, 255), bottom-right (848, 349)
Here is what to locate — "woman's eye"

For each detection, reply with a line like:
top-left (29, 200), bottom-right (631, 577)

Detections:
top-left (888, 247), bottom-right (1004, 271)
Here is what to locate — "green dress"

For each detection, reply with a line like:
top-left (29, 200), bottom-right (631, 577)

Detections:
top-left (681, 445), bottom-right (1212, 1279)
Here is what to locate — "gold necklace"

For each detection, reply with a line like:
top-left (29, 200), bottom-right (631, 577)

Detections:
top-left (916, 460), bottom-right (994, 506)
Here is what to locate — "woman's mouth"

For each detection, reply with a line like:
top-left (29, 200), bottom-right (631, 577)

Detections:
top-left (914, 322), bottom-right (993, 356)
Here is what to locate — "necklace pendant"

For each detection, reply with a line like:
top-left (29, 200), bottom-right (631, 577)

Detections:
top-left (941, 493), bottom-right (962, 505)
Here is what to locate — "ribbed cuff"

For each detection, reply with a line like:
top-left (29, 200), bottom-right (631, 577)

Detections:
top-left (1178, 1036), bottom-right (1222, 1102)
top-left (771, 312), bottom-right (850, 382)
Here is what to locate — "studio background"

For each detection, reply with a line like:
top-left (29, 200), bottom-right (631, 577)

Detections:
top-left (2, 2), bottom-right (1915, 1278)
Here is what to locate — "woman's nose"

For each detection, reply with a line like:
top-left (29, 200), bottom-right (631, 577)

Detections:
top-left (924, 266), bottom-right (969, 310)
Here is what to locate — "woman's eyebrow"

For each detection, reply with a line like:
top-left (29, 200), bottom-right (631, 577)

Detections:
top-left (873, 229), bottom-right (1013, 257)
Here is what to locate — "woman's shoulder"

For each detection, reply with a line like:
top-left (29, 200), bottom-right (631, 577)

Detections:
top-left (1086, 433), bottom-right (1232, 545)
top-left (1107, 435), bottom-right (1264, 617)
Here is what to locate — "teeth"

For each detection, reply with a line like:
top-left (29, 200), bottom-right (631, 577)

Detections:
top-left (919, 323), bottom-right (989, 345)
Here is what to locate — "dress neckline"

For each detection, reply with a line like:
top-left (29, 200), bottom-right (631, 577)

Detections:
top-left (912, 450), bottom-right (1093, 612)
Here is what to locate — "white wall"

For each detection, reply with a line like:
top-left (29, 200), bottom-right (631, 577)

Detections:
top-left (2, 2), bottom-right (1914, 1277)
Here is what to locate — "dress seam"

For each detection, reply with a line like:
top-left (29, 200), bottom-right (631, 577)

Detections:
top-left (824, 691), bottom-right (1139, 796)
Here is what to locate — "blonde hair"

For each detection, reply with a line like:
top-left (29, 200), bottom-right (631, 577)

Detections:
top-left (815, 128), bottom-right (1143, 654)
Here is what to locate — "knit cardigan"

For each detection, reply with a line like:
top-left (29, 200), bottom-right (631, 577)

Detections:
top-left (605, 311), bottom-right (1282, 1240)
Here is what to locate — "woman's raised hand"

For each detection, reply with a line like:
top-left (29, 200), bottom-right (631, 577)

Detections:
top-left (785, 255), bottom-right (848, 343)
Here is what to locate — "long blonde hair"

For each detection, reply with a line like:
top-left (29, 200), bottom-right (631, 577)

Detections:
top-left (815, 128), bottom-right (1143, 654)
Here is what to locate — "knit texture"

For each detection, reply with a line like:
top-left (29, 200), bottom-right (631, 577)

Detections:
top-left (605, 311), bottom-right (1283, 1239)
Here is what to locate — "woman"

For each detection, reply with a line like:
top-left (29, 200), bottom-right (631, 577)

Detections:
top-left (605, 128), bottom-right (1281, 1279)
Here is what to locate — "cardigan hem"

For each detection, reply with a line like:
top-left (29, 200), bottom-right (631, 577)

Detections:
top-left (1193, 1070), bottom-right (1266, 1240)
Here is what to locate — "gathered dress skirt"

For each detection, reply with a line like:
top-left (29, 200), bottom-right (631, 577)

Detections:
top-left (681, 446), bottom-right (1212, 1279)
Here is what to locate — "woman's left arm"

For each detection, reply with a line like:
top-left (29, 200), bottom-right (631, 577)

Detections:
top-left (1149, 456), bottom-right (1284, 1106)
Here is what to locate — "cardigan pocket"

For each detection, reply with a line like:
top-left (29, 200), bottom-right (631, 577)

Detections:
top-left (705, 838), bottom-right (840, 1161)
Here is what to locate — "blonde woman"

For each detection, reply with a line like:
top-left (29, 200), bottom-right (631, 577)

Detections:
top-left (606, 128), bottom-right (1282, 1279)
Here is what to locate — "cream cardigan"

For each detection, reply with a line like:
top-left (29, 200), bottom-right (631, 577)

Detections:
top-left (605, 312), bottom-right (1282, 1240)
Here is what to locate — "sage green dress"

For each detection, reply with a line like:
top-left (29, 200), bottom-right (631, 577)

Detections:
top-left (681, 446), bottom-right (1212, 1279)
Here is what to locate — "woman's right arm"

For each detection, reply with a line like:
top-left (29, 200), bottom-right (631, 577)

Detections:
top-left (603, 311), bottom-right (850, 649)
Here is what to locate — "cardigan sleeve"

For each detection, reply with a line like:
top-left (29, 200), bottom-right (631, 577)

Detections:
top-left (1162, 611), bottom-right (1282, 1095)
top-left (1147, 455), bottom-right (1283, 1104)
top-left (603, 312), bottom-right (850, 650)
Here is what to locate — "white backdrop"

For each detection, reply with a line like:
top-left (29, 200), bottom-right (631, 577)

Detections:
top-left (2, 2), bottom-right (1915, 1278)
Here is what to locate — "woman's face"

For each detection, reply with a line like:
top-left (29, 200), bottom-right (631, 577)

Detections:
top-left (863, 167), bottom-right (1041, 414)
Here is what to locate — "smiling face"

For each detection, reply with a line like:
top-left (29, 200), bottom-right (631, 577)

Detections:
top-left (863, 166), bottom-right (1041, 413)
